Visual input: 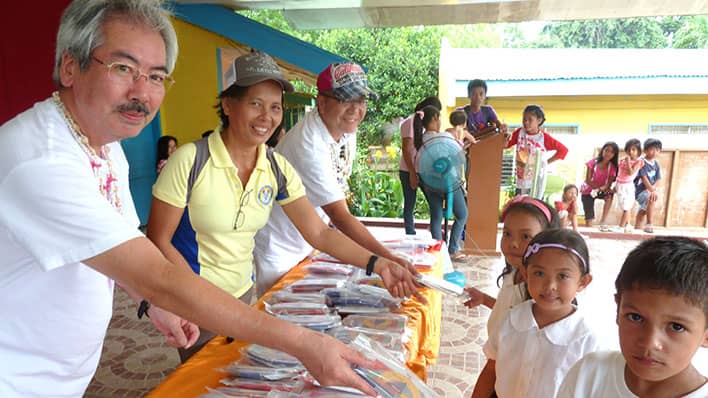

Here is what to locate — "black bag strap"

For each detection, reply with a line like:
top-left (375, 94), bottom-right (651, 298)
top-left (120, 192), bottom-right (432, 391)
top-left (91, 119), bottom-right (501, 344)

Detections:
top-left (186, 138), bottom-right (288, 203)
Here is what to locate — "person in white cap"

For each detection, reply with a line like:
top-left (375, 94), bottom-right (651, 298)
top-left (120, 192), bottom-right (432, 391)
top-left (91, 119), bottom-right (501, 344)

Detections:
top-left (254, 62), bottom-right (418, 296)
top-left (0, 2), bottom-right (401, 396)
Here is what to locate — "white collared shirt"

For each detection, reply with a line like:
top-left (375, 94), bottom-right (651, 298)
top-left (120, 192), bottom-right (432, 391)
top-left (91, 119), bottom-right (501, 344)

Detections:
top-left (484, 300), bottom-right (601, 398)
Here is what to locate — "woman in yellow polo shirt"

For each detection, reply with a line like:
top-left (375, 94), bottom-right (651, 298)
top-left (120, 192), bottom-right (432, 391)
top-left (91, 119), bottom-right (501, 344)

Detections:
top-left (147, 51), bottom-right (419, 361)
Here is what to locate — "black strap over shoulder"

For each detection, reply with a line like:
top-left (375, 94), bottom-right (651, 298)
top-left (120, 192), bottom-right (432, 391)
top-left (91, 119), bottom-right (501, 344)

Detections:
top-left (265, 147), bottom-right (289, 201)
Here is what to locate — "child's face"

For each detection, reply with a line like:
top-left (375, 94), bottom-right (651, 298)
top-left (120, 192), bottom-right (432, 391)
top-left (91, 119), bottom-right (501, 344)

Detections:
top-left (521, 248), bottom-right (591, 318)
top-left (616, 288), bottom-right (708, 387)
top-left (167, 139), bottom-right (177, 155)
top-left (626, 146), bottom-right (641, 160)
top-left (501, 210), bottom-right (544, 269)
top-left (601, 145), bottom-right (616, 161)
top-left (645, 146), bottom-right (660, 160)
top-left (563, 188), bottom-right (578, 202)
top-left (522, 112), bottom-right (541, 133)
top-left (469, 87), bottom-right (486, 108)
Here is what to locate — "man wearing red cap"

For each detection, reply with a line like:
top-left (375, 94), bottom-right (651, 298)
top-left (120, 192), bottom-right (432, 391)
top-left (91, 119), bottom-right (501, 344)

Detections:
top-left (254, 62), bottom-right (416, 296)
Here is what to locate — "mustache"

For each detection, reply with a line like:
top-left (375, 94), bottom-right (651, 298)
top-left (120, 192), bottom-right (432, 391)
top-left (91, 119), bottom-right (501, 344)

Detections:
top-left (116, 101), bottom-right (151, 116)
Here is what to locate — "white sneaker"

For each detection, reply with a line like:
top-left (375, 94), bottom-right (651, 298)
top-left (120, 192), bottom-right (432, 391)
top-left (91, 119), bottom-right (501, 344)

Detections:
top-left (624, 224), bottom-right (634, 233)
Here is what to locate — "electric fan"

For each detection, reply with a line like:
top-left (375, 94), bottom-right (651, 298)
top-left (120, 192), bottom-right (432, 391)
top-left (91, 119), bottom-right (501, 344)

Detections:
top-left (415, 134), bottom-right (466, 242)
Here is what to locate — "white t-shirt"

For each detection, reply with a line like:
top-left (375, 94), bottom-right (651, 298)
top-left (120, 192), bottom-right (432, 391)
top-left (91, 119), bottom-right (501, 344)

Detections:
top-left (486, 269), bottom-right (527, 343)
top-left (254, 110), bottom-right (356, 295)
top-left (558, 351), bottom-right (708, 398)
top-left (0, 98), bottom-right (142, 397)
top-left (484, 300), bottom-right (600, 398)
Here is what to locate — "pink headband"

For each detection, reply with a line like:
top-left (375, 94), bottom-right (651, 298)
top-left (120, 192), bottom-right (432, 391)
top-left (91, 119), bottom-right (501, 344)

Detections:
top-left (500, 195), bottom-right (552, 224)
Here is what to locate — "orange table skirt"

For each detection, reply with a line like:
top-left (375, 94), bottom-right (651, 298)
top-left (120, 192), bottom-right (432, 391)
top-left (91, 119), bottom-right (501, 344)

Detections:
top-left (148, 253), bottom-right (443, 397)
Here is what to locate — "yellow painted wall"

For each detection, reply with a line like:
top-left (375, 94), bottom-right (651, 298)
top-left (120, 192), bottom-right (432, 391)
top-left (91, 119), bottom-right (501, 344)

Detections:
top-left (160, 19), bottom-right (249, 145)
top-left (449, 94), bottom-right (708, 135)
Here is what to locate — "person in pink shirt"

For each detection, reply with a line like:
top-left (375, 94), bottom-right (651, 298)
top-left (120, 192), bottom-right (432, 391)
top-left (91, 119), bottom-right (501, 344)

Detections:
top-left (614, 139), bottom-right (644, 233)
top-left (398, 96), bottom-right (441, 235)
top-left (580, 141), bottom-right (619, 232)
top-left (505, 105), bottom-right (569, 198)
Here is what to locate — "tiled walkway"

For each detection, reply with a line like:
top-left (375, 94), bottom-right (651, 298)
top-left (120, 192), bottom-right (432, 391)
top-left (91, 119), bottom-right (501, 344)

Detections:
top-left (86, 233), bottom-right (707, 397)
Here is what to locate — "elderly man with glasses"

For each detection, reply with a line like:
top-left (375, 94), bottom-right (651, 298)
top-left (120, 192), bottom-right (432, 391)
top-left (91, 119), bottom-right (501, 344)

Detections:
top-left (254, 63), bottom-right (418, 296)
top-left (0, 1), bottom-right (385, 397)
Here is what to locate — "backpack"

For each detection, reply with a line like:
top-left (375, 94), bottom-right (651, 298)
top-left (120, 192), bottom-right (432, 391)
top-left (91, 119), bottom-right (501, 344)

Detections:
top-left (185, 138), bottom-right (288, 203)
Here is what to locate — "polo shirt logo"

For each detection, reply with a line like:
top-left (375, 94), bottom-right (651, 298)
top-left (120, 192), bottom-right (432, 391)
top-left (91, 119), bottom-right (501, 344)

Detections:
top-left (257, 185), bottom-right (275, 205)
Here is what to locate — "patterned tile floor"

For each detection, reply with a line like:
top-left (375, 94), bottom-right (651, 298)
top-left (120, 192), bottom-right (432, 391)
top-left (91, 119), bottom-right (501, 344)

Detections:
top-left (86, 231), bottom-right (707, 398)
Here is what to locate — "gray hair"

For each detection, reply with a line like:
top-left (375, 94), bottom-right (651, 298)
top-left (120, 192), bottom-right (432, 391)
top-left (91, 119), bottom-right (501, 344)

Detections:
top-left (53, 0), bottom-right (178, 87)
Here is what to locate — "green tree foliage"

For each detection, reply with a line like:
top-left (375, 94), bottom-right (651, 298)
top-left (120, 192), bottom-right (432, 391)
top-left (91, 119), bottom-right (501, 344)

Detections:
top-left (673, 16), bottom-right (708, 48)
top-left (537, 18), bottom-right (668, 48)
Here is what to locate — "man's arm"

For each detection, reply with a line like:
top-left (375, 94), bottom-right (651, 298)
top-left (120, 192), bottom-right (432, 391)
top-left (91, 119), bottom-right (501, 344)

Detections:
top-left (322, 199), bottom-right (408, 267)
top-left (282, 196), bottom-right (421, 299)
top-left (83, 237), bottom-right (379, 395)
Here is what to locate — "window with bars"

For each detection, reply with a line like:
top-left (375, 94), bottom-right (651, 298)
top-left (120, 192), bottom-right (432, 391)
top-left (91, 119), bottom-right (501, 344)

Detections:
top-left (649, 124), bottom-right (708, 135)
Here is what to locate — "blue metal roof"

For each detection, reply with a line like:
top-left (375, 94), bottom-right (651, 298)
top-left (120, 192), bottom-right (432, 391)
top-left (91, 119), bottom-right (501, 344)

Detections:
top-left (172, 3), bottom-right (348, 75)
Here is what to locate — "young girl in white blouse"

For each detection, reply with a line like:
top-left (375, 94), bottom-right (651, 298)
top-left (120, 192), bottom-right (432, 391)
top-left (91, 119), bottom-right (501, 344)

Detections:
top-left (473, 228), bottom-right (600, 398)
top-left (465, 196), bottom-right (561, 397)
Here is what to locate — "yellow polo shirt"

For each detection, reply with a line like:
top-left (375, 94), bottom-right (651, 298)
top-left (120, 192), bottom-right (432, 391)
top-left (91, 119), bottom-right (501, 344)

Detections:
top-left (153, 132), bottom-right (305, 297)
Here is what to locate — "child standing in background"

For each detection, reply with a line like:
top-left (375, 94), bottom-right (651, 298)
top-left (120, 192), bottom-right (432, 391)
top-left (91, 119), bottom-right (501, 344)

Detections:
top-left (506, 105), bottom-right (568, 198)
top-left (614, 139), bottom-right (644, 233)
top-left (556, 184), bottom-right (579, 232)
top-left (475, 228), bottom-right (599, 398)
top-left (634, 138), bottom-right (663, 233)
top-left (465, 196), bottom-right (561, 397)
top-left (580, 142), bottom-right (619, 232)
top-left (460, 79), bottom-right (508, 138)
top-left (559, 237), bottom-right (708, 398)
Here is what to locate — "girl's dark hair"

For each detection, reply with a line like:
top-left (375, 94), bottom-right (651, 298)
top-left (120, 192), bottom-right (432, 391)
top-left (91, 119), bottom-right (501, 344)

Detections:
top-left (563, 184), bottom-right (578, 196)
top-left (497, 198), bottom-right (561, 286)
top-left (523, 228), bottom-right (590, 276)
top-left (413, 105), bottom-right (440, 150)
top-left (523, 104), bottom-right (546, 126)
top-left (156, 135), bottom-right (177, 166)
top-left (449, 110), bottom-right (467, 127)
top-left (215, 85), bottom-right (250, 128)
top-left (415, 96), bottom-right (442, 112)
top-left (625, 138), bottom-right (642, 153)
top-left (596, 141), bottom-right (620, 172)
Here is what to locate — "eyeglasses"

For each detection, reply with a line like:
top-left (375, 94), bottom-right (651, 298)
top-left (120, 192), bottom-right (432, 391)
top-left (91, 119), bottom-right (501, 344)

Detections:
top-left (321, 92), bottom-right (367, 107)
top-left (233, 189), bottom-right (252, 230)
top-left (92, 57), bottom-right (175, 91)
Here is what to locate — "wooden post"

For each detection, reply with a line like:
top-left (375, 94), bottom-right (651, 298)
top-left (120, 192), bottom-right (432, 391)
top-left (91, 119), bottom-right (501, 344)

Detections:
top-left (463, 132), bottom-right (504, 256)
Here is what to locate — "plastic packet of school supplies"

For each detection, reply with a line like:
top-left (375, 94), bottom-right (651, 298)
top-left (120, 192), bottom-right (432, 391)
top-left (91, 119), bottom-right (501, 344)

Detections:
top-left (266, 389), bottom-right (373, 398)
top-left (274, 313), bottom-right (342, 332)
top-left (321, 287), bottom-right (400, 310)
top-left (310, 253), bottom-right (344, 264)
top-left (341, 313), bottom-right (408, 335)
top-left (219, 378), bottom-right (298, 392)
top-left (243, 345), bottom-right (303, 368)
top-left (220, 361), bottom-right (303, 381)
top-left (327, 326), bottom-right (404, 352)
top-left (287, 278), bottom-right (346, 293)
top-left (303, 262), bottom-right (355, 276)
top-left (349, 335), bottom-right (440, 398)
top-left (415, 274), bottom-right (464, 296)
top-left (265, 291), bottom-right (327, 306)
top-left (200, 386), bottom-right (270, 397)
top-left (265, 302), bottom-right (333, 316)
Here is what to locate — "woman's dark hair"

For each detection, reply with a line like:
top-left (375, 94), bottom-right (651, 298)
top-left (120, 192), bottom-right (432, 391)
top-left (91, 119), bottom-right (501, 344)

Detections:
top-left (415, 96), bottom-right (442, 112)
top-left (156, 135), bottom-right (177, 166)
top-left (523, 228), bottom-right (590, 276)
top-left (523, 104), bottom-right (546, 126)
top-left (624, 138), bottom-right (642, 154)
top-left (467, 79), bottom-right (488, 96)
top-left (449, 110), bottom-right (467, 127)
top-left (497, 198), bottom-right (561, 286)
top-left (413, 105), bottom-right (440, 150)
top-left (596, 141), bottom-right (620, 172)
top-left (563, 184), bottom-right (578, 196)
top-left (215, 85), bottom-right (250, 128)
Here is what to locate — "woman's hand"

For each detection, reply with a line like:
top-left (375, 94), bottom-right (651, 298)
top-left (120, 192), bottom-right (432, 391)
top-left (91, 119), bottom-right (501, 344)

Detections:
top-left (147, 305), bottom-right (200, 349)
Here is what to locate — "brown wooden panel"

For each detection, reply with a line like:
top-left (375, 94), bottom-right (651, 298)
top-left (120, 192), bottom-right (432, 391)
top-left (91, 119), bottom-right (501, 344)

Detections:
top-left (668, 151), bottom-right (708, 227)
